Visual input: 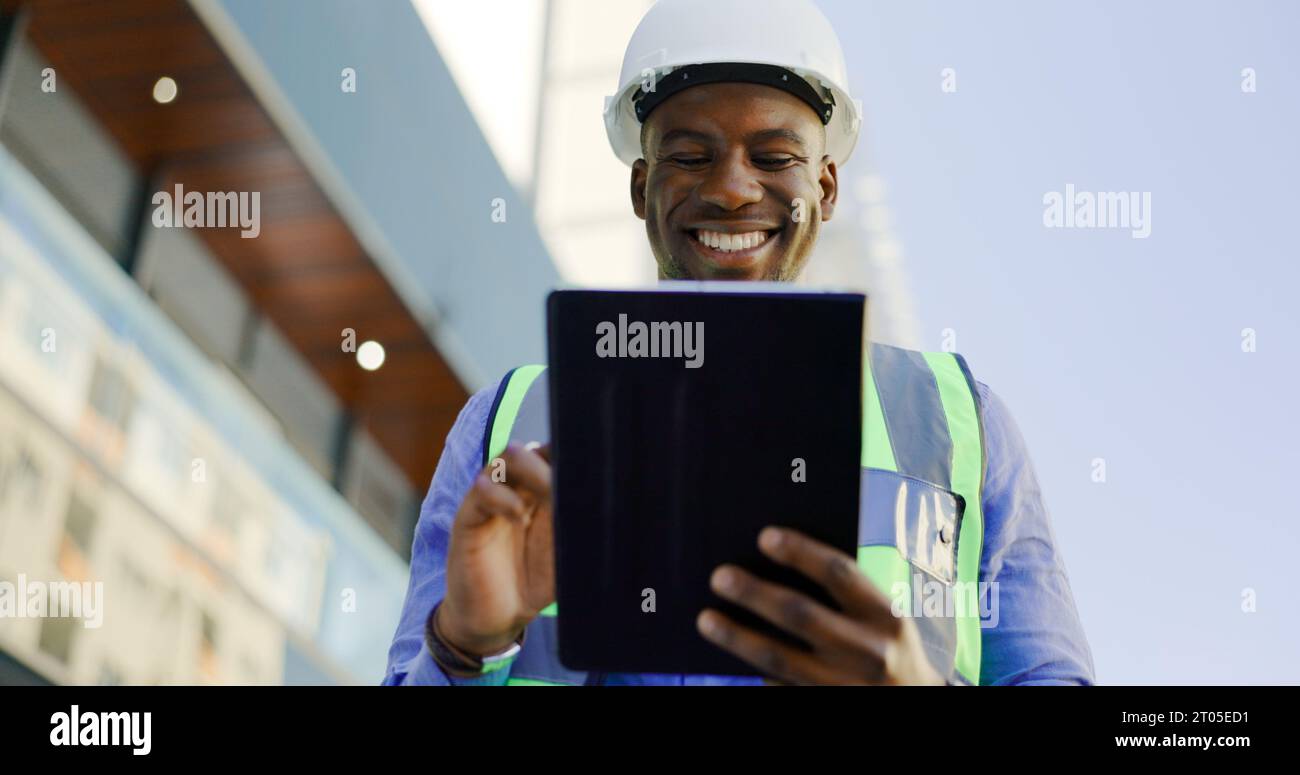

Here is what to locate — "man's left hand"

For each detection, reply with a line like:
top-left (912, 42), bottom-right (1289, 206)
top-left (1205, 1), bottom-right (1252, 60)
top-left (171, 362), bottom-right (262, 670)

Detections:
top-left (697, 526), bottom-right (945, 685)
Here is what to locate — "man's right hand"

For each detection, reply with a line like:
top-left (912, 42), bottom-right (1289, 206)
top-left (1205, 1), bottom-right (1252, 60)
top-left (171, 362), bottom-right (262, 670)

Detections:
top-left (436, 441), bottom-right (555, 658)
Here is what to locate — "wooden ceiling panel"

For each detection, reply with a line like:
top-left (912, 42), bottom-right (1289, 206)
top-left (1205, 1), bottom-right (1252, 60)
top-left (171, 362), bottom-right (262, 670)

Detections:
top-left (8, 0), bottom-right (470, 490)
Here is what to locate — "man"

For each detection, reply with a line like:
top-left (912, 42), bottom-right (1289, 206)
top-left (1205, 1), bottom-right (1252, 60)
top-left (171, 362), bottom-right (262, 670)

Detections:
top-left (384, 0), bottom-right (1094, 686)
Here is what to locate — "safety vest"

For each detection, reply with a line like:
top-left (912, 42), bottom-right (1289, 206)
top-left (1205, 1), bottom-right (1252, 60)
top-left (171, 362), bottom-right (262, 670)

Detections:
top-left (482, 343), bottom-right (987, 685)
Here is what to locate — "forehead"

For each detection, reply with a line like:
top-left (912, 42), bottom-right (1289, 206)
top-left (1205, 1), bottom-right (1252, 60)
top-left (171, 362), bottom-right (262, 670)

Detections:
top-left (643, 82), bottom-right (825, 150)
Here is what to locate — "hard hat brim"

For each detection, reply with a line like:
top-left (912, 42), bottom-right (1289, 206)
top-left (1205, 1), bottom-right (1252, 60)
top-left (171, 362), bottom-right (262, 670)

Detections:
top-left (604, 62), bottom-right (861, 168)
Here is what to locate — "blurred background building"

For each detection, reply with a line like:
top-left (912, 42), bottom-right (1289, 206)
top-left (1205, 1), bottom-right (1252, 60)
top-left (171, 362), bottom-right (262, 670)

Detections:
top-left (0, 0), bottom-right (563, 685)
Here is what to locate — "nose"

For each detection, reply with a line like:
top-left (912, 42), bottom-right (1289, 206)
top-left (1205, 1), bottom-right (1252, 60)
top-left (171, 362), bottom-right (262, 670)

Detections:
top-left (696, 149), bottom-right (764, 211)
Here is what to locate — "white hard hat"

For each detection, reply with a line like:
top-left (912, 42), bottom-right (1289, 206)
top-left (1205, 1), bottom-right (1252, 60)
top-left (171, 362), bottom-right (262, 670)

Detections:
top-left (604, 0), bottom-right (863, 167)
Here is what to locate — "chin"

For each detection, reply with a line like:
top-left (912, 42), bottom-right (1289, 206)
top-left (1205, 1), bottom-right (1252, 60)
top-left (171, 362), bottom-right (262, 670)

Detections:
top-left (692, 258), bottom-right (798, 282)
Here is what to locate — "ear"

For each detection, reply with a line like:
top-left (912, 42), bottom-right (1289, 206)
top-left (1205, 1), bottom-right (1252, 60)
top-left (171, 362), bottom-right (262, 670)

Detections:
top-left (631, 159), bottom-right (649, 220)
top-left (819, 157), bottom-right (838, 222)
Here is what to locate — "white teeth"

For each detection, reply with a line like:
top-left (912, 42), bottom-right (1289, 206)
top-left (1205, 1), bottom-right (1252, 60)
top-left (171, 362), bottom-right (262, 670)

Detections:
top-left (694, 229), bottom-right (770, 252)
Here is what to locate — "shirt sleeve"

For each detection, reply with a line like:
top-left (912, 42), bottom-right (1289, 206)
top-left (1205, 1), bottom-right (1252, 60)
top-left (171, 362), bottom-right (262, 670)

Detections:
top-left (975, 382), bottom-right (1096, 685)
top-left (382, 381), bottom-right (513, 686)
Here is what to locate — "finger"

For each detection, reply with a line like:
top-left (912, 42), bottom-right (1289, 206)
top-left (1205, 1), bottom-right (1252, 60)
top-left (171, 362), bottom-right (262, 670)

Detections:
top-left (710, 565), bottom-right (886, 658)
top-left (521, 497), bottom-right (557, 610)
top-left (757, 527), bottom-right (898, 628)
top-left (458, 471), bottom-right (529, 528)
top-left (696, 609), bottom-right (840, 686)
top-left (494, 441), bottom-right (553, 498)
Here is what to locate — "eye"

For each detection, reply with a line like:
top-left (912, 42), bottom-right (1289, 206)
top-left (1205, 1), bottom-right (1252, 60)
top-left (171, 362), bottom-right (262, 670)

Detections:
top-left (669, 155), bottom-right (710, 168)
top-left (753, 155), bottom-right (799, 170)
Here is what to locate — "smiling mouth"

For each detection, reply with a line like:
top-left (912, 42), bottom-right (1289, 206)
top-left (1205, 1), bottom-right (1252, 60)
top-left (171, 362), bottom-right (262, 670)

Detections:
top-left (686, 226), bottom-right (785, 267)
top-left (690, 228), bottom-right (781, 252)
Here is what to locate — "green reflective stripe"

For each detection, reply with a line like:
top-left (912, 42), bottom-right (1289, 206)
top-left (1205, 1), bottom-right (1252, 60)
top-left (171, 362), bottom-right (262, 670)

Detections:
top-left (922, 352), bottom-right (984, 685)
top-left (487, 367), bottom-right (560, 627)
top-left (859, 359), bottom-right (904, 613)
top-left (505, 677), bottom-right (566, 686)
top-left (487, 364), bottom-right (547, 462)
top-left (863, 361), bottom-right (897, 471)
top-left (856, 546), bottom-right (910, 615)
top-left (480, 658), bottom-right (512, 675)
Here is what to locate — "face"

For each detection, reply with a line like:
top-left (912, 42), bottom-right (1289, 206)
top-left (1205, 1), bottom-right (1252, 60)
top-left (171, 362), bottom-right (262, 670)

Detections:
top-left (631, 82), bottom-right (838, 281)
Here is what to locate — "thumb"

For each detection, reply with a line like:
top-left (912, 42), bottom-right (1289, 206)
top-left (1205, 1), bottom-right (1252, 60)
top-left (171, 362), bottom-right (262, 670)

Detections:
top-left (525, 440), bottom-right (551, 465)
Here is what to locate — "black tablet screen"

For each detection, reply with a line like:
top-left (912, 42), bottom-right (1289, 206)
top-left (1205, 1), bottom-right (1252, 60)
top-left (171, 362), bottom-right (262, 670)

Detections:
top-left (547, 288), bottom-right (864, 676)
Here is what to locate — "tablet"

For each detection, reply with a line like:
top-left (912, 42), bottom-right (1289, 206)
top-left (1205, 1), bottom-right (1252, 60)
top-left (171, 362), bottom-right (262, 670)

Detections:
top-left (547, 285), bottom-right (864, 676)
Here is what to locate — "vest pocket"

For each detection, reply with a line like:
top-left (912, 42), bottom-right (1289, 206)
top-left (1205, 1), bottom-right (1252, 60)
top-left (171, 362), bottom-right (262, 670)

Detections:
top-left (857, 468), bottom-right (965, 678)
top-left (857, 467), bottom-right (963, 586)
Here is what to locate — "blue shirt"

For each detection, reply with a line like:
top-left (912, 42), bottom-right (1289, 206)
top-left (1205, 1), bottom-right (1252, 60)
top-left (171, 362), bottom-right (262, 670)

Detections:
top-left (383, 376), bottom-right (1096, 686)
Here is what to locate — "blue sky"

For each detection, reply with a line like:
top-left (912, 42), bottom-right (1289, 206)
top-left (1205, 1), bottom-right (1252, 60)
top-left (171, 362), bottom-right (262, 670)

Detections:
top-left (819, 0), bottom-right (1300, 683)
